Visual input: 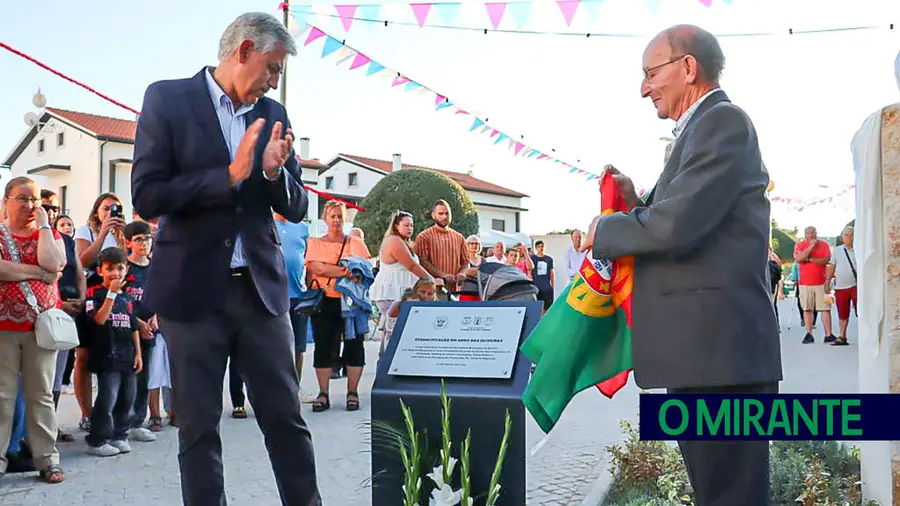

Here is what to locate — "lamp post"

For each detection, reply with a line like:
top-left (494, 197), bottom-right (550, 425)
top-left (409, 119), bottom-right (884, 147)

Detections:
top-left (280, 0), bottom-right (290, 106)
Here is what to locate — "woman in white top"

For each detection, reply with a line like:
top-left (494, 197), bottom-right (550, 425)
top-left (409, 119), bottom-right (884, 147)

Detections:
top-left (370, 211), bottom-right (432, 317)
top-left (71, 192), bottom-right (126, 431)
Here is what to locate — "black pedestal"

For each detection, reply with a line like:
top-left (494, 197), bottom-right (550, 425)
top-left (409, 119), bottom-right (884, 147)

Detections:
top-left (371, 300), bottom-right (542, 506)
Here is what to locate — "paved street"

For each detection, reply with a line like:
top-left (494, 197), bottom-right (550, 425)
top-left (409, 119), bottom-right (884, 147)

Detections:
top-left (0, 298), bottom-right (858, 506)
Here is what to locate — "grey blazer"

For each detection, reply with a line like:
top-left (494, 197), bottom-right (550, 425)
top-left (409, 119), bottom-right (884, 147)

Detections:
top-left (592, 91), bottom-right (782, 390)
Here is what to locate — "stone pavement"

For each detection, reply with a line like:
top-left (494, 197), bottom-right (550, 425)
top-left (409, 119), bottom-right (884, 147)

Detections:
top-left (0, 299), bottom-right (858, 506)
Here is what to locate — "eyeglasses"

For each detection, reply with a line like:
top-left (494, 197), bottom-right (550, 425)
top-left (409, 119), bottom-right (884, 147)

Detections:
top-left (131, 236), bottom-right (153, 244)
top-left (643, 54), bottom-right (689, 81)
top-left (6, 196), bottom-right (40, 206)
top-left (43, 204), bottom-right (60, 213)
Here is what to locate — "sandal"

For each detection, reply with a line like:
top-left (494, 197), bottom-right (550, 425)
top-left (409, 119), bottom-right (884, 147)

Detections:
top-left (56, 431), bottom-right (75, 442)
top-left (831, 337), bottom-right (850, 346)
top-left (232, 406), bottom-right (248, 419)
top-left (148, 416), bottom-right (164, 432)
top-left (346, 392), bottom-right (360, 412)
top-left (312, 392), bottom-right (330, 413)
top-left (39, 465), bottom-right (65, 484)
top-left (78, 417), bottom-right (91, 432)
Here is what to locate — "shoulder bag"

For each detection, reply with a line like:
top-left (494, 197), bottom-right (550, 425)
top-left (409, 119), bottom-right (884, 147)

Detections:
top-left (0, 224), bottom-right (79, 351)
top-left (292, 235), bottom-right (348, 317)
top-left (843, 247), bottom-right (857, 281)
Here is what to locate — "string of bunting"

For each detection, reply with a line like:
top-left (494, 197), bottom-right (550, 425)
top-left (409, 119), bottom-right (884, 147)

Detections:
top-left (0, 39), bottom-right (367, 212)
top-left (769, 184), bottom-right (855, 212)
top-left (287, 1), bottom-right (894, 36)
top-left (294, 18), bottom-right (601, 180)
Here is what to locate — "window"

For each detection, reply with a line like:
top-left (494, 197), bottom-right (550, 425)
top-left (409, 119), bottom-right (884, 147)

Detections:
top-left (325, 176), bottom-right (334, 189)
top-left (348, 172), bottom-right (358, 187)
top-left (57, 132), bottom-right (65, 147)
top-left (491, 219), bottom-right (506, 232)
top-left (37, 139), bottom-right (45, 153)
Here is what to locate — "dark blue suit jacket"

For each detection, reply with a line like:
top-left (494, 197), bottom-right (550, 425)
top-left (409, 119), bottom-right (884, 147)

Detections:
top-left (131, 68), bottom-right (308, 321)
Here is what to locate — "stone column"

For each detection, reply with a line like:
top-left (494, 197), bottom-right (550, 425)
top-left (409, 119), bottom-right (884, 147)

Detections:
top-left (886, 106), bottom-right (900, 506)
top-left (858, 104), bottom-right (900, 505)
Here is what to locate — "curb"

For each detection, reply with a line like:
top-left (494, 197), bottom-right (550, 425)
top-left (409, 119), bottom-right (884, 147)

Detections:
top-left (579, 462), bottom-right (614, 506)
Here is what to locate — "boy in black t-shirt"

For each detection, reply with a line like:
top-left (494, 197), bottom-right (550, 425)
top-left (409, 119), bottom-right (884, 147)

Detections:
top-left (84, 247), bottom-right (143, 457)
top-left (123, 221), bottom-right (157, 442)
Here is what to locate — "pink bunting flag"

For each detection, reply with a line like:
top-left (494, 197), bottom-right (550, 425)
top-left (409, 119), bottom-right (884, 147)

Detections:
top-left (454, 108), bottom-right (469, 115)
top-left (537, 154), bottom-right (549, 160)
top-left (698, 0), bottom-right (712, 5)
top-left (490, 128), bottom-right (500, 138)
top-left (392, 75), bottom-right (410, 87)
top-left (556, 0), bottom-right (581, 26)
top-left (335, 5), bottom-right (358, 31)
top-left (435, 94), bottom-right (446, 106)
top-left (410, 3), bottom-right (433, 27)
top-left (304, 27), bottom-right (326, 46)
top-left (349, 53), bottom-right (371, 70)
top-left (485, 2), bottom-right (507, 29)
top-left (514, 142), bottom-right (525, 156)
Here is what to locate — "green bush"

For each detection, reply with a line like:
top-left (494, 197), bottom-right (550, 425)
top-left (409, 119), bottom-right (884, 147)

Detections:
top-left (603, 418), bottom-right (872, 506)
top-left (354, 169), bottom-right (479, 255)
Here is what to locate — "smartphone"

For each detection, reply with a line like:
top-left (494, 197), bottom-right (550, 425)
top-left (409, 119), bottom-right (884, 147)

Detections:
top-left (110, 204), bottom-right (123, 218)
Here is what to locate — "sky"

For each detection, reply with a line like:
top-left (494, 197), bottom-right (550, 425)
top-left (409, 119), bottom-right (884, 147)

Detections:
top-left (1, 0), bottom-right (898, 236)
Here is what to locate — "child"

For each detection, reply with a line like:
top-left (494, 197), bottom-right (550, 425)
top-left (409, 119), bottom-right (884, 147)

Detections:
top-left (123, 222), bottom-right (156, 442)
top-left (379, 279), bottom-right (437, 358)
top-left (84, 247), bottom-right (143, 457)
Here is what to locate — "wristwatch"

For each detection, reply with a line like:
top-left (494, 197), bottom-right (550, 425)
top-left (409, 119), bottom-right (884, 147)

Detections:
top-left (39, 223), bottom-right (51, 231)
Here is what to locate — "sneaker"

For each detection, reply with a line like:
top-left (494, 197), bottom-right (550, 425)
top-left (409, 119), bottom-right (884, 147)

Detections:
top-left (824, 334), bottom-right (837, 343)
top-left (299, 387), bottom-right (315, 404)
top-left (129, 427), bottom-right (157, 442)
top-left (232, 406), bottom-right (248, 419)
top-left (88, 443), bottom-right (121, 457)
top-left (108, 440), bottom-right (132, 453)
top-left (802, 334), bottom-right (814, 344)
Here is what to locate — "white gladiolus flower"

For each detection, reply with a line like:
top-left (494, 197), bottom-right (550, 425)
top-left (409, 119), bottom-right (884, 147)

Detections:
top-left (427, 466), bottom-right (446, 489)
top-left (428, 484), bottom-right (461, 506)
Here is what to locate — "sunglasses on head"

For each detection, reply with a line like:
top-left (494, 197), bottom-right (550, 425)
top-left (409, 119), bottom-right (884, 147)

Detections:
top-left (42, 204), bottom-right (59, 213)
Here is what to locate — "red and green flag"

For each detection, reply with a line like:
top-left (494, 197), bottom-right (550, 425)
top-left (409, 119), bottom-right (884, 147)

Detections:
top-left (521, 173), bottom-right (634, 433)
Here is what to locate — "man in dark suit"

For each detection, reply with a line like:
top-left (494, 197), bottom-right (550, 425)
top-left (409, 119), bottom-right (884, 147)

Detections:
top-left (131, 12), bottom-right (320, 506)
top-left (589, 25), bottom-right (782, 506)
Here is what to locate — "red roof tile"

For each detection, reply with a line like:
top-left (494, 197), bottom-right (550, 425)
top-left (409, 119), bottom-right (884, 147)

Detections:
top-left (295, 155), bottom-right (327, 169)
top-left (47, 108), bottom-right (137, 142)
top-left (337, 154), bottom-right (528, 198)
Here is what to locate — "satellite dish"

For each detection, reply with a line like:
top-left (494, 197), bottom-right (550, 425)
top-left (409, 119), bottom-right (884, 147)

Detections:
top-left (32, 88), bottom-right (47, 109)
top-left (24, 112), bottom-right (39, 127)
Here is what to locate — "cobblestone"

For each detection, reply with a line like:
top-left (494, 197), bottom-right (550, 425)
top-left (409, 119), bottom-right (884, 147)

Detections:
top-left (0, 300), bottom-right (858, 505)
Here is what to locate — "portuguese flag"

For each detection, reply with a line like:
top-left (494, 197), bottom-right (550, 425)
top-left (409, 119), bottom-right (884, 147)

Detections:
top-left (521, 173), bottom-right (634, 433)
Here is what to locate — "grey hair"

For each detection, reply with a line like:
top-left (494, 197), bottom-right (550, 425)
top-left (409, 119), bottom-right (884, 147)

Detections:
top-left (218, 12), bottom-right (297, 62)
top-left (665, 24), bottom-right (725, 84)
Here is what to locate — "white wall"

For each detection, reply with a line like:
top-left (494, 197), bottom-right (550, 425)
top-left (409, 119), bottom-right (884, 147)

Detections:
top-left (530, 233), bottom-right (577, 300)
top-left (318, 160), bottom-right (382, 198)
top-left (301, 166), bottom-right (319, 222)
top-left (475, 205), bottom-right (518, 234)
top-left (9, 120), bottom-right (101, 224)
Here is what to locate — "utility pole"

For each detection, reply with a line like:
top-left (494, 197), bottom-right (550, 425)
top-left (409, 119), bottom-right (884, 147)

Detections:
top-left (281, 0), bottom-right (290, 107)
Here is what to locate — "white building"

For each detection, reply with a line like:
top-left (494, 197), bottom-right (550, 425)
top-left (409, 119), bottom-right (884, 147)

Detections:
top-left (315, 153), bottom-right (530, 244)
top-left (2, 108), bottom-right (323, 225)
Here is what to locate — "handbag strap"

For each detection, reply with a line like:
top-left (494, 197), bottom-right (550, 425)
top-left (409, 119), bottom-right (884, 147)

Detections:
top-left (843, 247), bottom-right (857, 280)
top-left (0, 223), bottom-right (42, 314)
top-left (325, 235), bottom-right (349, 287)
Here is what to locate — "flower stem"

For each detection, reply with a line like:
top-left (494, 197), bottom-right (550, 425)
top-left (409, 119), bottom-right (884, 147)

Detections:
top-left (460, 429), bottom-right (472, 506)
top-left (440, 380), bottom-right (453, 486)
top-left (400, 399), bottom-right (422, 506)
top-left (485, 410), bottom-right (511, 506)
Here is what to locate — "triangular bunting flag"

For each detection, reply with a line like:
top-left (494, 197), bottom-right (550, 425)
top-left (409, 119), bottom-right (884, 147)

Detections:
top-left (393, 75), bottom-right (411, 87)
top-left (557, 0), bottom-right (581, 26)
top-left (435, 3), bottom-right (460, 24)
top-left (494, 133), bottom-right (509, 144)
top-left (514, 142), bottom-right (525, 156)
top-left (645, 0), bottom-right (661, 14)
top-left (321, 36), bottom-right (343, 58)
top-left (335, 46), bottom-right (356, 64)
top-left (366, 61), bottom-right (385, 75)
top-left (404, 81), bottom-right (423, 92)
top-left (436, 100), bottom-right (453, 111)
top-left (288, 8), bottom-right (311, 36)
top-left (470, 118), bottom-right (485, 131)
top-left (698, 0), bottom-right (712, 6)
top-left (490, 129), bottom-right (500, 138)
top-left (358, 4), bottom-right (381, 28)
top-left (537, 153), bottom-right (549, 160)
top-left (334, 4), bottom-right (358, 31)
top-left (507, 1), bottom-right (532, 29)
top-left (350, 53), bottom-right (371, 70)
top-left (485, 2), bottom-right (507, 30)
top-left (582, 0), bottom-right (603, 21)
top-left (528, 150), bottom-right (539, 158)
top-left (410, 3), bottom-right (433, 27)
top-left (455, 108), bottom-right (469, 115)
top-left (507, 137), bottom-right (515, 149)
top-left (304, 27), bottom-right (326, 46)
top-left (480, 125), bottom-right (492, 135)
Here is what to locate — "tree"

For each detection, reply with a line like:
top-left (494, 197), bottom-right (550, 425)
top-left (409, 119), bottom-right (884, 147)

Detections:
top-left (771, 219), bottom-right (797, 261)
top-left (837, 219), bottom-right (855, 245)
top-left (354, 169), bottom-right (479, 254)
